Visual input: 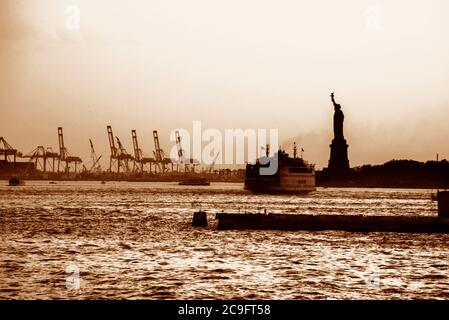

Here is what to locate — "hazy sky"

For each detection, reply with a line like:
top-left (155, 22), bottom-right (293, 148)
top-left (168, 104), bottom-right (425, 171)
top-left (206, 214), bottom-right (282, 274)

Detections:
top-left (1, 0), bottom-right (449, 169)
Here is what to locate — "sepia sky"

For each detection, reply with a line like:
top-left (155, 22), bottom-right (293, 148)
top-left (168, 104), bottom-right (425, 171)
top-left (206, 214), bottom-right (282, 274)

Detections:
top-left (1, 0), bottom-right (449, 169)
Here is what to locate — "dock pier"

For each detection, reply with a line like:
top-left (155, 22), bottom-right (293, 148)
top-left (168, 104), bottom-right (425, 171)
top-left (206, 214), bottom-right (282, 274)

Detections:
top-left (210, 191), bottom-right (449, 233)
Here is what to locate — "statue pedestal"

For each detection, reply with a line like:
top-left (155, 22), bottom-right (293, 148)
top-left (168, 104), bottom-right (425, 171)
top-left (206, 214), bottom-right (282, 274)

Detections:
top-left (328, 138), bottom-right (350, 172)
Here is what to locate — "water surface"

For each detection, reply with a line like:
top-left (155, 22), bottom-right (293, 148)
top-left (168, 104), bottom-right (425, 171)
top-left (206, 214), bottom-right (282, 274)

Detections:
top-left (1, 181), bottom-right (448, 299)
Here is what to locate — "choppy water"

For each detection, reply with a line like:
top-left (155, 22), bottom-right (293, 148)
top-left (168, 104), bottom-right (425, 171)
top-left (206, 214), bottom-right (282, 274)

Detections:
top-left (1, 181), bottom-right (448, 299)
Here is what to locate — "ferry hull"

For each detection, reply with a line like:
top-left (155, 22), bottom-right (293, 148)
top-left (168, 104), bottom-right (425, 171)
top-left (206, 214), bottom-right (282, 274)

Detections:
top-left (244, 172), bottom-right (316, 194)
top-left (244, 178), bottom-right (315, 194)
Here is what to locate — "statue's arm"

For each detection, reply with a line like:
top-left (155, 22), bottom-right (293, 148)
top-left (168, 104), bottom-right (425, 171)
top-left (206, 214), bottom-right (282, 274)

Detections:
top-left (331, 93), bottom-right (337, 106)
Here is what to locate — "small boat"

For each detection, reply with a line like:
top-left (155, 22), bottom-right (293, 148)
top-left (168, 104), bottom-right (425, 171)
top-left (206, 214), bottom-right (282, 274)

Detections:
top-left (9, 177), bottom-right (25, 186)
top-left (179, 177), bottom-right (210, 186)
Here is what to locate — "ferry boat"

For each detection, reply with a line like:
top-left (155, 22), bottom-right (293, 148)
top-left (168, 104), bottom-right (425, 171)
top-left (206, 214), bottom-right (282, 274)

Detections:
top-left (244, 145), bottom-right (315, 194)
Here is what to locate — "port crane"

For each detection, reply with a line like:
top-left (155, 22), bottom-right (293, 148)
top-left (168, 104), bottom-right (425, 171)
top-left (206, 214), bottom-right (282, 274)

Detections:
top-left (88, 139), bottom-right (102, 173)
top-left (45, 147), bottom-right (59, 172)
top-left (116, 136), bottom-right (133, 173)
top-left (132, 130), bottom-right (142, 172)
top-left (152, 130), bottom-right (172, 173)
top-left (107, 126), bottom-right (132, 173)
top-left (107, 125), bottom-right (119, 172)
top-left (131, 130), bottom-right (153, 173)
top-left (175, 130), bottom-right (198, 172)
top-left (23, 146), bottom-right (47, 172)
top-left (57, 127), bottom-right (82, 173)
top-left (22, 146), bottom-right (59, 173)
top-left (0, 137), bottom-right (21, 162)
top-left (175, 130), bottom-right (186, 171)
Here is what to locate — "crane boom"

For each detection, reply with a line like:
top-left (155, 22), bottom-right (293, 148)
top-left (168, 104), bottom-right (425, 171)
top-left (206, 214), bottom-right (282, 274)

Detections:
top-left (131, 130), bottom-right (141, 162)
top-left (88, 138), bottom-right (102, 172)
top-left (153, 130), bottom-right (163, 162)
top-left (107, 126), bottom-right (117, 157)
top-left (175, 131), bottom-right (184, 163)
top-left (153, 130), bottom-right (167, 172)
top-left (57, 127), bottom-right (82, 173)
top-left (58, 127), bottom-right (66, 161)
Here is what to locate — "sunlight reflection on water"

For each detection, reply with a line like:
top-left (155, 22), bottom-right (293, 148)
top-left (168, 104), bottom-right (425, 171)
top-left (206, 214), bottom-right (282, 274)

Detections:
top-left (0, 181), bottom-right (448, 299)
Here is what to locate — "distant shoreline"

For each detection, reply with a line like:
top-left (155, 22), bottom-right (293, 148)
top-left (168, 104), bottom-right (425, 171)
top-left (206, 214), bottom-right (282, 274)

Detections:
top-left (1, 177), bottom-right (447, 190)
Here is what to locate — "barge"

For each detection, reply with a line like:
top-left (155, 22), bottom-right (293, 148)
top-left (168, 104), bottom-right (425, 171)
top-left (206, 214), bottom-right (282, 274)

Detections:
top-left (215, 213), bottom-right (449, 233)
top-left (193, 191), bottom-right (449, 234)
